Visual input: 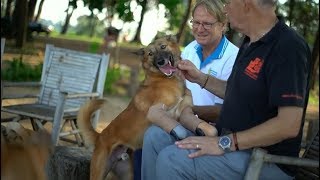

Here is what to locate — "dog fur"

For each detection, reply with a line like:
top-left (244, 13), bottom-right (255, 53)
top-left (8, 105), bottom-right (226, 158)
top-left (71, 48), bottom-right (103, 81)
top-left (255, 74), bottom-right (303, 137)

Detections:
top-left (77, 35), bottom-right (193, 180)
top-left (1, 123), bottom-right (53, 180)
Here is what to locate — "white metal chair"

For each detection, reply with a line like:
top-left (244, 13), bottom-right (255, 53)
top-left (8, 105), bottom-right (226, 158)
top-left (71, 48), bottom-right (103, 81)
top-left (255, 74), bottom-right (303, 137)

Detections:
top-left (1, 44), bottom-right (110, 145)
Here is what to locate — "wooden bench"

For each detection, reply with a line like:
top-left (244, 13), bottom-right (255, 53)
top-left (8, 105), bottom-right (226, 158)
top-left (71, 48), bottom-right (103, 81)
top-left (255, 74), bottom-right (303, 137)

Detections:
top-left (244, 130), bottom-right (319, 180)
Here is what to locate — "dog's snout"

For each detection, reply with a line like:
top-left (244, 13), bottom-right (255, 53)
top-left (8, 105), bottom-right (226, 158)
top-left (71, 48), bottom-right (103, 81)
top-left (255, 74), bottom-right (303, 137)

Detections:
top-left (157, 59), bottom-right (165, 66)
top-left (169, 55), bottom-right (173, 61)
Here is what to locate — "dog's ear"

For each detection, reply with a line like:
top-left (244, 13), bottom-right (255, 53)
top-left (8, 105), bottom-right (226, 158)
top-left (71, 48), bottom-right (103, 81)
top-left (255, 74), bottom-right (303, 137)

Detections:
top-left (165, 35), bottom-right (178, 43)
top-left (132, 48), bottom-right (145, 56)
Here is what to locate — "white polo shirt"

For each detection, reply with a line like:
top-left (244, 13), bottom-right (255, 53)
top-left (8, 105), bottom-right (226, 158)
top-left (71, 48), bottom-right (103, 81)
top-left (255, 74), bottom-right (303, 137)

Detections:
top-left (181, 36), bottom-right (239, 106)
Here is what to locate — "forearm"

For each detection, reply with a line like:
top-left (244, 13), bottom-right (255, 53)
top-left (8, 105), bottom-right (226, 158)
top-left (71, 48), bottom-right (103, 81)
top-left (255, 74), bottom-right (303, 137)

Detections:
top-left (198, 73), bottom-right (227, 99)
top-left (234, 106), bottom-right (303, 151)
top-left (192, 105), bottom-right (221, 123)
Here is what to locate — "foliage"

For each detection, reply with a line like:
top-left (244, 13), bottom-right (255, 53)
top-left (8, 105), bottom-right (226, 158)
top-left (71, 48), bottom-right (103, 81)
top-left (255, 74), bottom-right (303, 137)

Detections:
top-left (105, 65), bottom-right (126, 94)
top-left (83, 0), bottom-right (105, 11)
top-left (308, 81), bottom-right (319, 105)
top-left (279, 0), bottom-right (319, 46)
top-left (167, 2), bottom-right (188, 34)
top-left (75, 15), bottom-right (105, 37)
top-left (88, 41), bottom-right (101, 53)
top-left (115, 0), bottom-right (134, 22)
top-left (1, 57), bottom-right (42, 82)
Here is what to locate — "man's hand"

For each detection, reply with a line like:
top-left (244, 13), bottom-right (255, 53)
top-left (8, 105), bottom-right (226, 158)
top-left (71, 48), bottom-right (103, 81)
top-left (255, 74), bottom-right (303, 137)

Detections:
top-left (178, 60), bottom-right (206, 85)
top-left (175, 136), bottom-right (224, 158)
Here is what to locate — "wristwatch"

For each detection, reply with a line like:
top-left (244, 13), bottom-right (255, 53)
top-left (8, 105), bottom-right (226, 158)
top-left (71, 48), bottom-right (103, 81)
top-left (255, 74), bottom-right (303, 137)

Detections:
top-left (218, 135), bottom-right (232, 152)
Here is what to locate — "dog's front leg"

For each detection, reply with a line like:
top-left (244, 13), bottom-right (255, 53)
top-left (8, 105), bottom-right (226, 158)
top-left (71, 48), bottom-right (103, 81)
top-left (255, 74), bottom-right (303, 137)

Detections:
top-left (175, 88), bottom-right (193, 120)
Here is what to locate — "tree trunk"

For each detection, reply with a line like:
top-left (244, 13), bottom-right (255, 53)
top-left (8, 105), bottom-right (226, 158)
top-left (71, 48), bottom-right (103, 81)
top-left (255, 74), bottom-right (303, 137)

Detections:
top-left (132, 0), bottom-right (147, 43)
top-left (47, 146), bottom-right (91, 180)
top-left (89, 12), bottom-right (96, 38)
top-left (28, 0), bottom-right (38, 22)
top-left (288, 0), bottom-right (295, 27)
top-left (60, 7), bottom-right (74, 35)
top-left (5, 0), bottom-right (14, 17)
top-left (34, 0), bottom-right (45, 22)
top-left (310, 27), bottom-right (319, 90)
top-left (15, 0), bottom-right (28, 48)
top-left (176, 0), bottom-right (192, 45)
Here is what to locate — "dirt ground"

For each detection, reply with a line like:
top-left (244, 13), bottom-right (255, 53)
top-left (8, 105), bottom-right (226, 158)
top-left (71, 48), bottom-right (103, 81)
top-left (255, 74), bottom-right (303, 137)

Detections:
top-left (1, 36), bottom-right (319, 146)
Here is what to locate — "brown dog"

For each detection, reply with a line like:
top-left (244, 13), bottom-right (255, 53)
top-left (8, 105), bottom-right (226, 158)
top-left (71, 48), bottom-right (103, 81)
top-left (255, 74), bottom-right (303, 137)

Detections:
top-left (77, 35), bottom-right (193, 180)
top-left (1, 123), bottom-right (53, 180)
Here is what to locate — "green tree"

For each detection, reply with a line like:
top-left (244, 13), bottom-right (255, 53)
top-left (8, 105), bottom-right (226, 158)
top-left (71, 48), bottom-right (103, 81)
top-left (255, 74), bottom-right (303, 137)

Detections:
top-left (83, 0), bottom-right (105, 37)
top-left (60, 0), bottom-right (77, 35)
top-left (75, 15), bottom-right (105, 37)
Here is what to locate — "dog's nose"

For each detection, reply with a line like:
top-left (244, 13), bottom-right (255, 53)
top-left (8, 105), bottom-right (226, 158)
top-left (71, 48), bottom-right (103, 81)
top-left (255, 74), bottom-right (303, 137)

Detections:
top-left (157, 59), bottom-right (165, 66)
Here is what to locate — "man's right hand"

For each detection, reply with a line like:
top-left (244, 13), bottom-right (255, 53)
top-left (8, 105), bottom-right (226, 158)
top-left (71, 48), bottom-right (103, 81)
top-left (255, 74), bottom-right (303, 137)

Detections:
top-left (178, 60), bottom-right (206, 85)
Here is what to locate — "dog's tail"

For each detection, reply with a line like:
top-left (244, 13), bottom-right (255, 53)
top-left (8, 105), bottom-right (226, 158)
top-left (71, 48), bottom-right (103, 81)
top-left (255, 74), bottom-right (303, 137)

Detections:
top-left (77, 99), bottom-right (106, 147)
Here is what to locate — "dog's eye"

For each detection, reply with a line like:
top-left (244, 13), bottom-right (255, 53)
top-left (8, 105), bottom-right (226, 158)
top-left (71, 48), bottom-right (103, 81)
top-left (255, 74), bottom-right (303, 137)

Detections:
top-left (160, 45), bottom-right (166, 49)
top-left (148, 52), bottom-right (153, 56)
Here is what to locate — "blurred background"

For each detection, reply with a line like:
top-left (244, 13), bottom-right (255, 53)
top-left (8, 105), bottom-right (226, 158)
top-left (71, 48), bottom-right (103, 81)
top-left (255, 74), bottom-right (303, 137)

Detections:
top-left (1, 0), bottom-right (319, 132)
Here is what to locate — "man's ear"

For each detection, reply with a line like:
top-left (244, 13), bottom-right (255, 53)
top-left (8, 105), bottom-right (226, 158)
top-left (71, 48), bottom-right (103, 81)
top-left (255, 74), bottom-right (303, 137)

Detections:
top-left (132, 48), bottom-right (145, 56)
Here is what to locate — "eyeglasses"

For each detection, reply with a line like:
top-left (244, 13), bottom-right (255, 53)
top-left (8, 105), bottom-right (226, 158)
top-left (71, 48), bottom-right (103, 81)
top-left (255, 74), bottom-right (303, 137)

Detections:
top-left (190, 20), bottom-right (219, 30)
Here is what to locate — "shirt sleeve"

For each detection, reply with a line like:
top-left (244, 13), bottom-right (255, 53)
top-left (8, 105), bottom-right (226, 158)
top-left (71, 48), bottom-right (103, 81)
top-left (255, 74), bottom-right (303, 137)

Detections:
top-left (266, 45), bottom-right (310, 107)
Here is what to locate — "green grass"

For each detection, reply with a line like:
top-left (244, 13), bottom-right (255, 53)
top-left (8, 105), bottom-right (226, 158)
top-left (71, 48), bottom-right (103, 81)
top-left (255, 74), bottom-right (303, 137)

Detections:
top-left (308, 82), bottom-right (319, 105)
top-left (50, 31), bottom-right (144, 50)
top-left (1, 57), bottom-right (42, 82)
top-left (50, 31), bottom-right (103, 44)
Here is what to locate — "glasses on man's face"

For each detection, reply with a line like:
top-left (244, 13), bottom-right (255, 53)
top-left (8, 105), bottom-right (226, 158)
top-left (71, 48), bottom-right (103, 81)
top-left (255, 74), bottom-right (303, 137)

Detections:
top-left (190, 19), bottom-right (219, 30)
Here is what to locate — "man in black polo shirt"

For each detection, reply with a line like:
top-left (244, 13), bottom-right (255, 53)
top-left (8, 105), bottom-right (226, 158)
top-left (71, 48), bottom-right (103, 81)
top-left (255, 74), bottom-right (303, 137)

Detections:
top-left (142, 0), bottom-right (310, 179)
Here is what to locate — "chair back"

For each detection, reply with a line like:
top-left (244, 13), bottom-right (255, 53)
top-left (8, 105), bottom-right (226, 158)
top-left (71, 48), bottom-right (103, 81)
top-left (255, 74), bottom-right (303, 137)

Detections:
top-left (38, 44), bottom-right (109, 109)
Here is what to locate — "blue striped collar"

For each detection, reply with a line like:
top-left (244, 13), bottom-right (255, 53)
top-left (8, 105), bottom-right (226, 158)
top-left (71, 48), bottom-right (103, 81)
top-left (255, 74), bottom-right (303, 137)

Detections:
top-left (195, 35), bottom-right (229, 69)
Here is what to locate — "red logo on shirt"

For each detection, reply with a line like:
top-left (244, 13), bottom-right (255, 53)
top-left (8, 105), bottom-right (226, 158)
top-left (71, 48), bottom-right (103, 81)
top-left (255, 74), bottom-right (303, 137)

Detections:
top-left (245, 58), bottom-right (264, 80)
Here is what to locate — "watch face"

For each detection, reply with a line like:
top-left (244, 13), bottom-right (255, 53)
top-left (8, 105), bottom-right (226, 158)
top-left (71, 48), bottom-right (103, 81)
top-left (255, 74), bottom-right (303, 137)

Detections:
top-left (220, 136), bottom-right (230, 147)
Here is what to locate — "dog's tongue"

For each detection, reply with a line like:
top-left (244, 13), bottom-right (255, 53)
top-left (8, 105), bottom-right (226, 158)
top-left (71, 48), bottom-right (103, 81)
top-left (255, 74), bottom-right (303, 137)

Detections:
top-left (159, 64), bottom-right (177, 76)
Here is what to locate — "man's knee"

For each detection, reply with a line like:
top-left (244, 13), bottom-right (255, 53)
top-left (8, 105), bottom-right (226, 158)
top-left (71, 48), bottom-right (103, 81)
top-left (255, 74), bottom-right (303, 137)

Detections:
top-left (144, 125), bottom-right (166, 143)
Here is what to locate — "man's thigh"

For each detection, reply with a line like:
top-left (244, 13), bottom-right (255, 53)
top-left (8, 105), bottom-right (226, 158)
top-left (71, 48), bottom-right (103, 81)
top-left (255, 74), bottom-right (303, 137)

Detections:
top-left (157, 146), bottom-right (252, 180)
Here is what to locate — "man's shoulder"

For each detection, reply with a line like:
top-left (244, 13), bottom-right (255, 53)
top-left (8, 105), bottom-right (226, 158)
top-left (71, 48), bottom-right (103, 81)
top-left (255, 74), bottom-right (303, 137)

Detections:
top-left (223, 38), bottom-right (239, 57)
top-left (275, 23), bottom-right (309, 50)
top-left (224, 37), bottom-right (239, 49)
top-left (184, 40), bottom-right (198, 50)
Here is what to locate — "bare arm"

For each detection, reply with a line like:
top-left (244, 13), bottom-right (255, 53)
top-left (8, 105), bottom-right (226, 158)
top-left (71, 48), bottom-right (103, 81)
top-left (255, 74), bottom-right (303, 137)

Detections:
top-left (192, 105), bottom-right (222, 123)
top-left (234, 106), bottom-right (303, 150)
top-left (178, 60), bottom-right (227, 99)
top-left (175, 106), bottom-right (303, 157)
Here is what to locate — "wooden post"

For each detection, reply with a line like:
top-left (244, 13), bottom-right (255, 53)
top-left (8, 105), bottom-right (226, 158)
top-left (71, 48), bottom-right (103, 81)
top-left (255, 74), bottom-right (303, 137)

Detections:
top-left (244, 148), bottom-right (266, 180)
top-left (128, 67), bottom-right (139, 97)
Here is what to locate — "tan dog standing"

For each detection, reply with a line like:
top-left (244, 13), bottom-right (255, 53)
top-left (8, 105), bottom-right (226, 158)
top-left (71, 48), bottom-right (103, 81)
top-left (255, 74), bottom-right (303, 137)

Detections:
top-left (77, 35), bottom-right (193, 180)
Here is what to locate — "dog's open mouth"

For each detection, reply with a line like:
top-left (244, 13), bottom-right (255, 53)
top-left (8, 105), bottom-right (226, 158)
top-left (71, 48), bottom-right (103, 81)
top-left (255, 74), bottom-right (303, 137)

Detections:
top-left (159, 60), bottom-right (177, 77)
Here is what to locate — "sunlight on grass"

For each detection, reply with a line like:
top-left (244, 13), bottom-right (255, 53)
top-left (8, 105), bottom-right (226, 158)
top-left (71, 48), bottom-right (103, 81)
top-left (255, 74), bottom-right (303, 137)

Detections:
top-left (50, 31), bottom-right (144, 50)
top-left (50, 31), bottom-right (103, 44)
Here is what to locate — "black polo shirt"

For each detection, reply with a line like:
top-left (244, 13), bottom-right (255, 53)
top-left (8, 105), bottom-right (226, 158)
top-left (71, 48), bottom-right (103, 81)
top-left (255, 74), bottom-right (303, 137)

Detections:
top-left (217, 17), bottom-right (311, 175)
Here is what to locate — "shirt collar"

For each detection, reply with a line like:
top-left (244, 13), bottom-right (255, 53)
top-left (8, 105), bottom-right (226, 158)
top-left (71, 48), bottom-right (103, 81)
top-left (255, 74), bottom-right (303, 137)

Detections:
top-left (194, 35), bottom-right (229, 69)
